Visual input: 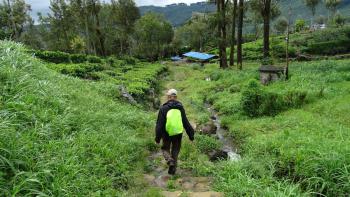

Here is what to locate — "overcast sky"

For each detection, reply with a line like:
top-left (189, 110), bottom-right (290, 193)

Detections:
top-left (26, 0), bottom-right (202, 12)
top-left (26, 0), bottom-right (202, 22)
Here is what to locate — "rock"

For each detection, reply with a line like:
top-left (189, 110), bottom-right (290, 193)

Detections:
top-left (190, 192), bottom-right (224, 197)
top-left (154, 175), bottom-right (171, 188)
top-left (143, 174), bottom-right (156, 184)
top-left (118, 85), bottom-right (137, 104)
top-left (209, 149), bottom-right (228, 161)
top-left (182, 181), bottom-right (195, 190)
top-left (194, 183), bottom-right (210, 192)
top-left (210, 115), bottom-right (217, 120)
top-left (153, 97), bottom-right (161, 109)
top-left (162, 191), bottom-right (183, 197)
top-left (199, 121), bottom-right (217, 135)
top-left (193, 177), bottom-right (209, 183)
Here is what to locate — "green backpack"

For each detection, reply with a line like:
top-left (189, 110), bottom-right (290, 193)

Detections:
top-left (166, 109), bottom-right (184, 136)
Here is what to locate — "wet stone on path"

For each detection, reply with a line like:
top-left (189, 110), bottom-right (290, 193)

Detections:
top-left (144, 151), bottom-right (223, 197)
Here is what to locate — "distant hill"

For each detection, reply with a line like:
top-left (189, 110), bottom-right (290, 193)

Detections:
top-left (139, 2), bottom-right (215, 27)
top-left (30, 0), bottom-right (350, 26)
top-left (278, 0), bottom-right (350, 22)
top-left (139, 0), bottom-right (350, 26)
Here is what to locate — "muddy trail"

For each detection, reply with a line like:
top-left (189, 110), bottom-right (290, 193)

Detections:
top-left (143, 63), bottom-right (240, 196)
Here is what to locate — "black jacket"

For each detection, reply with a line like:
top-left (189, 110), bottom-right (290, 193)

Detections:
top-left (155, 100), bottom-right (195, 143)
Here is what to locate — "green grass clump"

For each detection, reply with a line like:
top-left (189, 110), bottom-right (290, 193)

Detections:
top-left (195, 134), bottom-right (223, 154)
top-left (0, 41), bottom-right (156, 196)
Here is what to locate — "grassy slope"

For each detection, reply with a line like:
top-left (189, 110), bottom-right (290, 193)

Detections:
top-left (0, 41), bottom-right (158, 196)
top-left (164, 59), bottom-right (350, 196)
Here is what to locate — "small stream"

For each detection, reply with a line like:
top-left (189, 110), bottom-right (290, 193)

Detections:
top-left (206, 104), bottom-right (241, 161)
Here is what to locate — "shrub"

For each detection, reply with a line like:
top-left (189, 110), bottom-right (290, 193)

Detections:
top-left (271, 43), bottom-right (297, 58)
top-left (241, 80), bottom-right (308, 117)
top-left (70, 54), bottom-right (88, 63)
top-left (87, 55), bottom-right (102, 63)
top-left (34, 50), bottom-right (71, 63)
top-left (119, 56), bottom-right (138, 65)
top-left (195, 135), bottom-right (222, 154)
top-left (306, 39), bottom-right (350, 55)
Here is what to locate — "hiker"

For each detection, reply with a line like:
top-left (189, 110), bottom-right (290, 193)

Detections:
top-left (155, 89), bottom-right (195, 175)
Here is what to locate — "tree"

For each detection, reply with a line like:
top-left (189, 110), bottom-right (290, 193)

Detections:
top-left (325, 0), bottom-right (342, 17)
top-left (237, 0), bottom-right (243, 69)
top-left (304, 0), bottom-right (321, 20)
top-left (111, 0), bottom-right (140, 54)
top-left (133, 13), bottom-right (173, 60)
top-left (216, 0), bottom-right (228, 69)
top-left (174, 13), bottom-right (213, 52)
top-left (274, 16), bottom-right (288, 34)
top-left (333, 12), bottom-right (346, 27)
top-left (229, 0), bottom-right (238, 66)
top-left (295, 19), bottom-right (306, 32)
top-left (0, 0), bottom-right (31, 40)
top-left (47, 0), bottom-right (76, 52)
top-left (250, 0), bottom-right (280, 59)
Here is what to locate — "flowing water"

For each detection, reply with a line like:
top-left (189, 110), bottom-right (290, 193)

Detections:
top-left (206, 104), bottom-right (241, 161)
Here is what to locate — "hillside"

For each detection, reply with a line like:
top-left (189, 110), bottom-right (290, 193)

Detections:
top-left (139, 0), bottom-right (350, 26)
top-left (139, 2), bottom-right (215, 26)
top-left (29, 1), bottom-right (350, 27)
top-left (0, 41), bottom-right (162, 196)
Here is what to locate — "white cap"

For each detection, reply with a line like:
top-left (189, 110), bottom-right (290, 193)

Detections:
top-left (167, 89), bottom-right (177, 96)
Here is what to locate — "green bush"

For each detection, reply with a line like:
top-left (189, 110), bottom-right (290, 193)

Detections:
top-left (305, 39), bottom-right (350, 55)
top-left (49, 63), bottom-right (104, 80)
top-left (119, 56), bottom-right (138, 65)
top-left (195, 135), bottom-right (222, 154)
top-left (70, 54), bottom-right (87, 63)
top-left (34, 50), bottom-right (71, 63)
top-left (240, 80), bottom-right (308, 117)
top-left (87, 55), bottom-right (102, 63)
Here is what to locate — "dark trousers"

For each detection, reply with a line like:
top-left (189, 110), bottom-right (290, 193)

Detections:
top-left (161, 134), bottom-right (182, 166)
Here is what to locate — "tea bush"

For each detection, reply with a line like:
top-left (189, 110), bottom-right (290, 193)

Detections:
top-left (33, 50), bottom-right (71, 63)
top-left (29, 50), bottom-right (103, 64)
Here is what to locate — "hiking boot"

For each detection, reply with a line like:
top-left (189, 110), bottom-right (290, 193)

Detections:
top-left (168, 165), bottom-right (176, 175)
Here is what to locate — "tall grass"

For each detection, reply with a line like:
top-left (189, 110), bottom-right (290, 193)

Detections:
top-left (163, 59), bottom-right (350, 196)
top-left (0, 41), bottom-right (156, 195)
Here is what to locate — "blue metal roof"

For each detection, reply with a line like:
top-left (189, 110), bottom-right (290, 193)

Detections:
top-left (183, 52), bottom-right (216, 60)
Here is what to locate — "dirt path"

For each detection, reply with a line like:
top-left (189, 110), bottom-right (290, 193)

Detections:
top-left (143, 63), bottom-right (223, 197)
top-left (144, 151), bottom-right (222, 197)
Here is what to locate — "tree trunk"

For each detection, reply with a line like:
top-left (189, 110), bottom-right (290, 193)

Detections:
top-left (220, 0), bottom-right (228, 68)
top-left (237, 0), bottom-right (243, 70)
top-left (217, 1), bottom-right (222, 67)
top-left (92, 1), bottom-right (106, 56)
top-left (263, 0), bottom-right (271, 59)
top-left (229, 0), bottom-right (237, 66)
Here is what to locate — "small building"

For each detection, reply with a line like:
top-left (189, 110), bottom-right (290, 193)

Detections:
top-left (183, 52), bottom-right (217, 64)
top-left (259, 65), bottom-right (285, 85)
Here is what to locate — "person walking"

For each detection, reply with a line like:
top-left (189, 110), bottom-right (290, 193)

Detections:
top-left (155, 89), bottom-right (195, 175)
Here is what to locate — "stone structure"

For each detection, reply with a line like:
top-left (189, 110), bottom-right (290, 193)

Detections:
top-left (259, 65), bottom-right (285, 85)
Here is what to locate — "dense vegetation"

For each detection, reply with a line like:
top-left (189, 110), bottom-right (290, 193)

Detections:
top-left (0, 41), bottom-right (163, 196)
top-left (164, 59), bottom-right (350, 196)
top-left (1, 0), bottom-right (350, 196)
